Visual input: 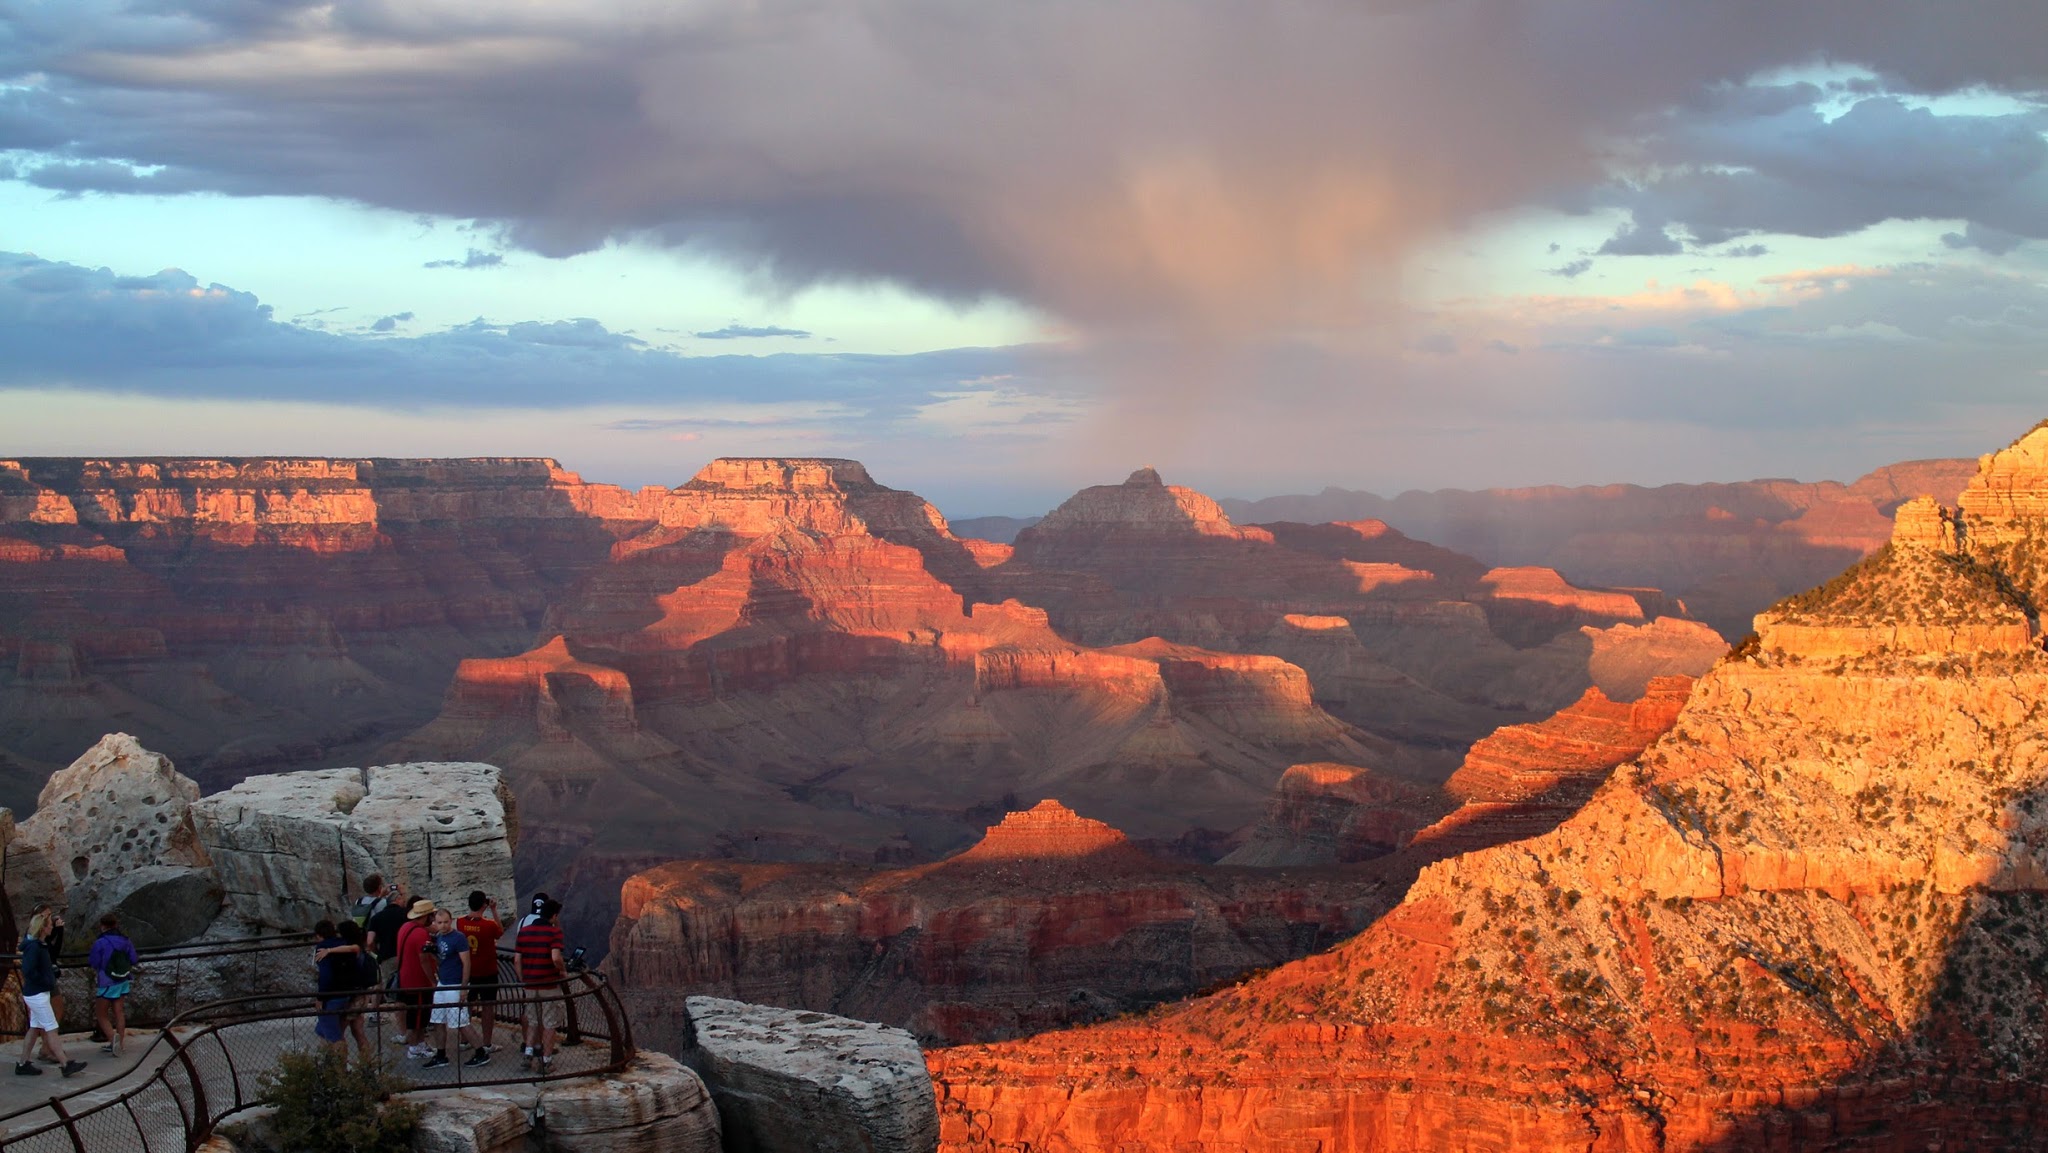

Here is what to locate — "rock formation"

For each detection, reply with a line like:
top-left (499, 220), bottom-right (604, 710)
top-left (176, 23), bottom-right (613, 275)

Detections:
top-left (681, 997), bottom-right (937, 1153)
top-left (4, 732), bottom-right (220, 944)
top-left (929, 425), bottom-right (2048, 1151)
top-left (533, 1052), bottom-right (723, 1153)
top-left (608, 801), bottom-right (1396, 1046)
top-left (192, 760), bottom-right (518, 932)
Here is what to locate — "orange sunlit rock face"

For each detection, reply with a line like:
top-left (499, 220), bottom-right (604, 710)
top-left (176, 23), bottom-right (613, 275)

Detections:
top-left (928, 425), bottom-right (2048, 1152)
top-left (608, 800), bottom-right (1392, 1048)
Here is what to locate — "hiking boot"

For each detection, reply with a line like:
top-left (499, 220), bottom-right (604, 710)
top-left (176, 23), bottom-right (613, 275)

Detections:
top-left (463, 1047), bottom-right (492, 1068)
top-left (421, 1052), bottom-right (450, 1070)
top-left (13, 1062), bottom-right (41, 1076)
top-left (60, 1061), bottom-right (86, 1078)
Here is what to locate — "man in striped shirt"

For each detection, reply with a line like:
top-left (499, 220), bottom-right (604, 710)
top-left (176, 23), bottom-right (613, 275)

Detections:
top-left (515, 898), bottom-right (567, 1072)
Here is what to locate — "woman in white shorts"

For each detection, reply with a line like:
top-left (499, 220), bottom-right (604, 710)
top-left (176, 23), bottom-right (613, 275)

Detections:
top-left (15, 910), bottom-right (85, 1078)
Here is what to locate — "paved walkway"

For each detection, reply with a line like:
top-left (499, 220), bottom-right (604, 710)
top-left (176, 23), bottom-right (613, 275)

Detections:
top-left (0, 1013), bottom-right (611, 1151)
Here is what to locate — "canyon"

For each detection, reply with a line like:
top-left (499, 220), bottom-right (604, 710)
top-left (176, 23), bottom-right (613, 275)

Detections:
top-left (928, 424), bottom-right (2048, 1151)
top-left (1, 455), bottom-right (1720, 955)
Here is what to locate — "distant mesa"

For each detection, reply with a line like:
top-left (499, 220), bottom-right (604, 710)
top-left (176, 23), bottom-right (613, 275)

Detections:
top-left (955, 799), bottom-right (1134, 863)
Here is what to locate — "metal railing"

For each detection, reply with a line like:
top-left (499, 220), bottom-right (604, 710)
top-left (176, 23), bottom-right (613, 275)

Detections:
top-left (0, 950), bottom-right (634, 1152)
top-left (0, 935), bottom-right (317, 1039)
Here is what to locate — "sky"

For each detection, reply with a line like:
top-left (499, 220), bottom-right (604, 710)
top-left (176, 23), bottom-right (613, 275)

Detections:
top-left (4, 2), bottom-right (2047, 516)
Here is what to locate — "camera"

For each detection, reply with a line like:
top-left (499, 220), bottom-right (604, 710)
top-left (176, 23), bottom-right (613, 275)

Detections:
top-left (565, 945), bottom-right (588, 974)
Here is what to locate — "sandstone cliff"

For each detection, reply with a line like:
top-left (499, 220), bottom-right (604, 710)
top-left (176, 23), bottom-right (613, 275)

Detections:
top-left (929, 426), bottom-right (2048, 1151)
top-left (608, 801), bottom-right (1396, 1047)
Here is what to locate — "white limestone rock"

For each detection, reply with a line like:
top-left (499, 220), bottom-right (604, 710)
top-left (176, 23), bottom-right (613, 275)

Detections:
top-left (9, 733), bottom-right (209, 914)
top-left (534, 1051), bottom-right (721, 1153)
top-left (683, 996), bottom-right (938, 1153)
top-left (191, 761), bottom-right (517, 932)
top-left (412, 1089), bottom-right (531, 1153)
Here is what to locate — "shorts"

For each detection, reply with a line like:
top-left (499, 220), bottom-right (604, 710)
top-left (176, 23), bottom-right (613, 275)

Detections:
top-left (429, 986), bottom-right (469, 1029)
top-left (22, 992), bottom-right (57, 1032)
top-left (97, 980), bottom-right (132, 1001)
top-left (521, 982), bottom-right (564, 1029)
top-left (315, 995), bottom-right (353, 1042)
top-left (470, 975), bottom-right (499, 1004)
top-left (398, 987), bottom-right (430, 1032)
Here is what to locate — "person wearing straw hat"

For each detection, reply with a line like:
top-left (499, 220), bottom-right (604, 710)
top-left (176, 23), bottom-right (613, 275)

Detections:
top-left (394, 896), bottom-right (437, 1059)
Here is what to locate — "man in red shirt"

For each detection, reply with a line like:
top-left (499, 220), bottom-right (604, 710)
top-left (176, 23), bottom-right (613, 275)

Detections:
top-left (456, 891), bottom-right (504, 1054)
top-left (394, 897), bottom-right (437, 1059)
top-left (514, 898), bottom-right (566, 1072)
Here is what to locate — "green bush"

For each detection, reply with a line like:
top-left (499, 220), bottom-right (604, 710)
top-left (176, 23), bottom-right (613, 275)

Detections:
top-left (250, 1048), bottom-right (420, 1153)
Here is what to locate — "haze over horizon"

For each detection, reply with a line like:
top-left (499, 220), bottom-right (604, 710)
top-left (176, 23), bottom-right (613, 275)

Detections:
top-left (6, 1), bottom-right (2048, 512)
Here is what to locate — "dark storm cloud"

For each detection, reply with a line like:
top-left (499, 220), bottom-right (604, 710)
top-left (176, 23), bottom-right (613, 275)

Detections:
top-left (694, 325), bottom-right (811, 340)
top-left (6, 1), bottom-right (2048, 334)
top-left (1942, 222), bottom-right (2029, 256)
top-left (0, 251), bottom-right (1020, 416)
top-left (1606, 92), bottom-right (2048, 249)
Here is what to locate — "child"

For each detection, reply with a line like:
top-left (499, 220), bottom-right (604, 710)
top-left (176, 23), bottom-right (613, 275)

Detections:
top-left (87, 914), bottom-right (139, 1057)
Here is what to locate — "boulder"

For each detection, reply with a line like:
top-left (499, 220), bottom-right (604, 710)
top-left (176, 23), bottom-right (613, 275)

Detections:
top-left (412, 1089), bottom-right (531, 1153)
top-left (6, 733), bottom-right (210, 932)
top-left (68, 863), bottom-right (223, 948)
top-left (533, 1051), bottom-right (721, 1153)
top-left (191, 762), bottom-right (516, 932)
top-left (683, 996), bottom-right (937, 1153)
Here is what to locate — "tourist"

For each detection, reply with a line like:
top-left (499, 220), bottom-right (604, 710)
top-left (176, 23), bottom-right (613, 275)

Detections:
top-left (515, 898), bottom-right (566, 1072)
top-left (354, 873), bottom-right (392, 934)
top-left (87, 914), bottom-right (139, 1057)
top-left (394, 896), bottom-right (436, 1059)
top-left (517, 891), bottom-right (551, 930)
top-left (424, 907), bottom-right (488, 1069)
top-left (456, 890), bottom-right (504, 1055)
top-left (312, 919), bottom-right (374, 1056)
top-left (365, 879), bottom-right (410, 980)
top-left (16, 910), bottom-right (84, 1077)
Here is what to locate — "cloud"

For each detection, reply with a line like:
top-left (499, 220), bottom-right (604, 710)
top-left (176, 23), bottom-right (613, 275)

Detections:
top-left (0, 250), bottom-right (1026, 420)
top-left (1548, 258), bottom-right (1594, 279)
top-left (693, 324), bottom-right (812, 340)
top-left (1722, 244), bottom-right (1770, 258)
top-left (1599, 91), bottom-right (2048, 252)
top-left (1597, 219), bottom-right (1685, 257)
top-left (422, 249), bottom-right (505, 270)
top-left (1942, 221), bottom-right (2028, 255)
top-left (5, 1), bottom-right (2048, 341)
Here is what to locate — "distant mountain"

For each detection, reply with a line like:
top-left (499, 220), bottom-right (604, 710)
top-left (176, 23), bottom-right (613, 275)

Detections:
top-left (1221, 457), bottom-right (1979, 640)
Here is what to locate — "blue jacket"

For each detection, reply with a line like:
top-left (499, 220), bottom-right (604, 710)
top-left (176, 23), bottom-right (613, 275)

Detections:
top-left (19, 935), bottom-right (55, 997)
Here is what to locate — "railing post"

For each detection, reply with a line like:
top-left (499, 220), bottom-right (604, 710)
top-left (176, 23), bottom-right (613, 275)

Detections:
top-left (47, 1096), bottom-right (87, 1153)
top-left (562, 976), bottom-right (584, 1047)
top-left (590, 974), bottom-right (631, 1067)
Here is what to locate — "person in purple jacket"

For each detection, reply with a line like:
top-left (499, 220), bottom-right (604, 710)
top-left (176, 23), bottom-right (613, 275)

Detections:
top-left (88, 914), bottom-right (140, 1057)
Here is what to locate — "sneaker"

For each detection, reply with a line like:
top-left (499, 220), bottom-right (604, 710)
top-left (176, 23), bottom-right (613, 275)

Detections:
top-left (539, 1056), bottom-right (553, 1072)
top-left (463, 1047), bottom-right (491, 1068)
top-left (406, 1044), bottom-right (432, 1059)
top-left (13, 1062), bottom-right (41, 1076)
top-left (99, 1043), bottom-right (116, 1055)
top-left (421, 1053), bottom-right (450, 1070)
top-left (60, 1061), bottom-right (86, 1078)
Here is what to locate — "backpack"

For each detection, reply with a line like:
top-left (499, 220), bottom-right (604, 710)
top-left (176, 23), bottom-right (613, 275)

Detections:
top-left (102, 935), bottom-right (134, 980)
top-left (352, 895), bottom-right (388, 929)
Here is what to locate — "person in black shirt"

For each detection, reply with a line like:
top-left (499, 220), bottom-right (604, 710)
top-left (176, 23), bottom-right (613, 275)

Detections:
top-left (366, 882), bottom-right (411, 984)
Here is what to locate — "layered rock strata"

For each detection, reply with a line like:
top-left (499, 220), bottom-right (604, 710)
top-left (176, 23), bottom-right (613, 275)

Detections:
top-left (929, 426), bottom-right (2048, 1151)
top-left (609, 802), bottom-right (1392, 1046)
top-left (681, 996), bottom-right (937, 1153)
